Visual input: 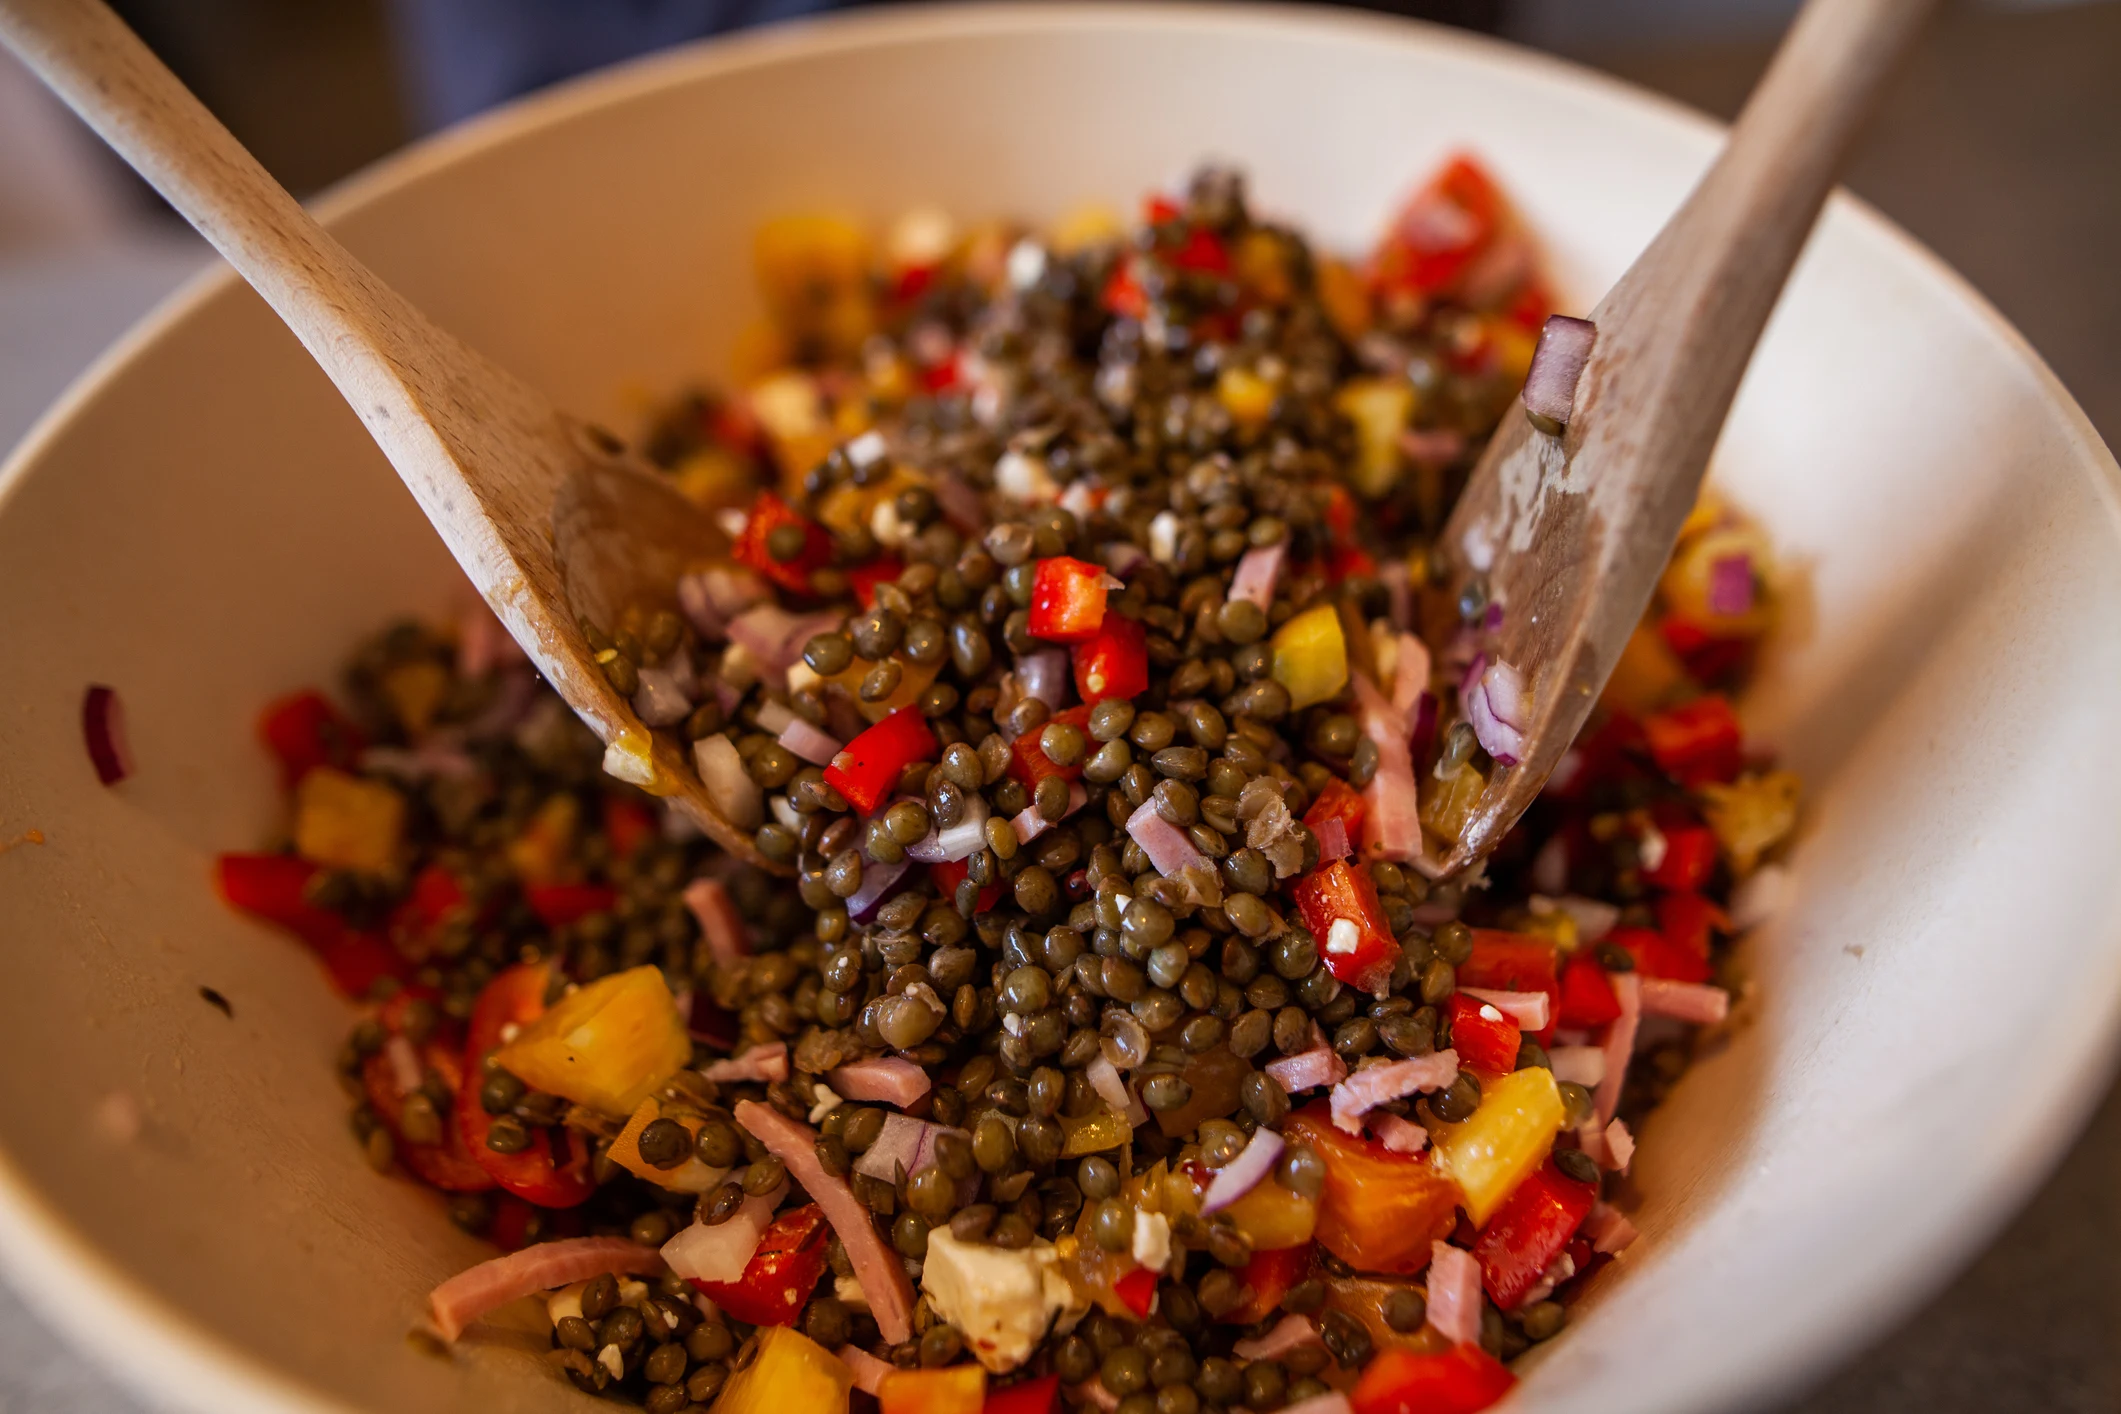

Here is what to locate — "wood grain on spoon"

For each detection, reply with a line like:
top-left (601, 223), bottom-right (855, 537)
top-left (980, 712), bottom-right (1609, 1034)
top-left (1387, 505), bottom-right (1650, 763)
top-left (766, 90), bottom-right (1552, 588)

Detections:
top-left (0, 0), bottom-right (782, 870)
top-left (1432, 0), bottom-right (1937, 879)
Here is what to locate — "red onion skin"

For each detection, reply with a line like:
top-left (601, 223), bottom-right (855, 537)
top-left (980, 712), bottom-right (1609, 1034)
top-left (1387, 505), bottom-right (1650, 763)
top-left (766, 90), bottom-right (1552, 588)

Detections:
top-left (82, 684), bottom-right (131, 785)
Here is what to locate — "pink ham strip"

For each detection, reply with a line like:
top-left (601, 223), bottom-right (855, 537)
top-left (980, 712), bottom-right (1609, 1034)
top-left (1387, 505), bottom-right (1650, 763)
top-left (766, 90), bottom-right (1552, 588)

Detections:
top-left (1548, 1045), bottom-right (1606, 1088)
top-left (734, 1099), bottom-right (916, 1344)
top-left (1328, 1050), bottom-right (1459, 1134)
top-left (700, 1043), bottom-right (788, 1084)
top-left (1370, 1113), bottom-right (1428, 1155)
top-left (1233, 1314), bottom-right (1323, 1361)
top-left (1461, 988), bottom-right (1550, 1032)
top-left (683, 878), bottom-right (750, 968)
top-left (1228, 543), bottom-right (1286, 610)
top-left (429, 1237), bottom-right (663, 1342)
top-left (1583, 1202), bottom-right (1640, 1254)
top-left (1264, 1042), bottom-right (1347, 1095)
top-left (1592, 972), bottom-right (1642, 1129)
top-left (1350, 673), bottom-right (1423, 865)
top-left (1639, 978), bottom-right (1730, 1025)
top-left (1389, 633), bottom-right (1431, 725)
top-left (1126, 801), bottom-right (1210, 879)
top-left (839, 1345), bottom-right (894, 1396)
top-left (830, 1056), bottom-right (931, 1107)
top-left (1424, 1242), bottom-right (1482, 1347)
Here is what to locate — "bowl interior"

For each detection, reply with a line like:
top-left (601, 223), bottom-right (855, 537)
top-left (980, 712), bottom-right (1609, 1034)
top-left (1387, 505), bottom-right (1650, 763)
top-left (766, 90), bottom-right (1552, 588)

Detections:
top-left (2, 8), bottom-right (2118, 1414)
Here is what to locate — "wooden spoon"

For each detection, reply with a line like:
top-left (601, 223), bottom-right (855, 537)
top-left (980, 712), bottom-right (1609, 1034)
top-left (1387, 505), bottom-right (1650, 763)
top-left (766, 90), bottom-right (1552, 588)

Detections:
top-left (0, 0), bottom-right (783, 870)
top-left (1429, 0), bottom-right (1936, 879)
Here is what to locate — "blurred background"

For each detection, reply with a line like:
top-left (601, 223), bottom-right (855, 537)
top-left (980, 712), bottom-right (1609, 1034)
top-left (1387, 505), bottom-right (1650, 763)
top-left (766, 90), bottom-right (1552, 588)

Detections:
top-left (1, 0), bottom-right (2116, 1410)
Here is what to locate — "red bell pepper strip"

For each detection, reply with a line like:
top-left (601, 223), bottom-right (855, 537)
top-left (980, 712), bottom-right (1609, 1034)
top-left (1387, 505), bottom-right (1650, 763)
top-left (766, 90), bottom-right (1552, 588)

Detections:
top-left (693, 1204), bottom-right (830, 1327)
top-left (524, 881), bottom-right (618, 930)
top-left (732, 491), bottom-right (833, 595)
top-left (1143, 194), bottom-right (1182, 226)
top-left (826, 706), bottom-right (939, 816)
top-left (361, 993), bottom-right (495, 1194)
top-left (1641, 695), bottom-right (1744, 786)
top-left (1470, 1159), bottom-right (1598, 1310)
top-left (1369, 154), bottom-right (1504, 303)
top-left (1642, 823), bottom-right (1719, 892)
top-left (602, 797), bottom-right (658, 861)
top-left (389, 863), bottom-right (469, 953)
top-left (1556, 954), bottom-right (1622, 1030)
top-left (1455, 930), bottom-right (1560, 1046)
top-left (215, 852), bottom-right (412, 998)
top-left (1445, 993), bottom-right (1522, 1074)
top-left (1026, 557), bottom-right (1111, 644)
top-left (459, 963), bottom-right (596, 1208)
top-left (1111, 1266), bottom-right (1159, 1319)
top-left (1349, 1339), bottom-right (1517, 1414)
top-left (848, 555), bottom-right (906, 609)
top-left (1223, 1242), bottom-right (1315, 1325)
top-left (984, 1374), bottom-right (1061, 1414)
top-left (1292, 859), bottom-right (1399, 995)
top-left (1172, 227), bottom-right (1231, 275)
top-left (1656, 892), bottom-right (1729, 962)
top-left (256, 689), bottom-right (362, 787)
top-left (1072, 614), bottom-right (1149, 705)
top-left (1660, 615), bottom-right (1756, 684)
top-left (1612, 926), bottom-right (1712, 986)
top-left (1008, 704), bottom-right (1095, 789)
top-left (1303, 777), bottom-right (1367, 841)
top-left (1102, 260), bottom-right (1149, 320)
top-left (930, 857), bottom-right (1005, 915)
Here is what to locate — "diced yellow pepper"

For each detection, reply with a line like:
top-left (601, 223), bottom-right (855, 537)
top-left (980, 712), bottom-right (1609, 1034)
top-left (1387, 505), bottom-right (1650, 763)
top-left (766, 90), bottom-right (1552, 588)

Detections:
top-left (1660, 524), bottom-right (1775, 637)
top-left (673, 447), bottom-right (756, 511)
top-left (824, 653), bottom-right (940, 725)
top-left (1233, 230), bottom-right (1294, 305)
top-left (1217, 366), bottom-right (1278, 432)
top-left (1429, 1066), bottom-right (1565, 1227)
top-left (293, 767), bottom-right (404, 874)
top-left (1603, 622), bottom-right (1690, 717)
top-left (1050, 203), bottom-right (1124, 255)
top-left (380, 660), bottom-right (450, 737)
top-left (506, 794), bottom-right (579, 885)
top-left (879, 1364), bottom-right (986, 1414)
top-left (1334, 379), bottom-right (1417, 498)
top-left (1223, 1176), bottom-right (1318, 1250)
top-left (1271, 603), bottom-right (1349, 711)
top-left (1518, 908), bottom-right (1580, 954)
top-left (1419, 762), bottom-right (1486, 847)
top-left (727, 318), bottom-right (790, 386)
top-left (747, 370), bottom-right (838, 484)
top-left (1315, 257), bottom-right (1372, 344)
top-left (494, 965), bottom-right (691, 1116)
top-left (1698, 770), bottom-right (1802, 875)
top-left (1490, 319), bottom-right (1538, 385)
top-left (608, 1096), bottom-right (729, 1193)
top-left (1059, 1108), bottom-right (1132, 1159)
top-left (754, 214), bottom-right (869, 309)
top-left (710, 1327), bottom-right (852, 1414)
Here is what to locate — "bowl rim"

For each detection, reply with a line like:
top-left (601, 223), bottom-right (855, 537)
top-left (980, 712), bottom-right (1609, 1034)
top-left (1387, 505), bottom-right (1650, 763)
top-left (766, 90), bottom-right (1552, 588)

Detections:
top-left (1, 5), bottom-right (2117, 1413)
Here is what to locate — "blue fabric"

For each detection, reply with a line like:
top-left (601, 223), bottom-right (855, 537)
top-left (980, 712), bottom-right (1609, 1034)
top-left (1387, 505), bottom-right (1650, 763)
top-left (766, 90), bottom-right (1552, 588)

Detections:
top-left (388, 0), bottom-right (843, 130)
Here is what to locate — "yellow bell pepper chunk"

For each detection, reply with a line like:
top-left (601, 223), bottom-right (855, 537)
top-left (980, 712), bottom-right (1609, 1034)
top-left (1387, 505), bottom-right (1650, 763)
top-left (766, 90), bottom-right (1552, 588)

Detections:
top-left (673, 447), bottom-right (756, 511)
top-left (293, 767), bottom-right (404, 874)
top-left (1419, 762), bottom-right (1486, 848)
top-left (1223, 1176), bottom-right (1318, 1250)
top-left (1698, 770), bottom-right (1802, 875)
top-left (1333, 379), bottom-right (1416, 497)
top-left (710, 1327), bottom-right (852, 1414)
top-left (1051, 203), bottom-right (1124, 255)
top-left (608, 1096), bottom-right (730, 1193)
top-left (1603, 622), bottom-right (1690, 717)
top-left (1429, 1066), bottom-right (1565, 1228)
top-left (494, 965), bottom-right (691, 1116)
top-left (1217, 367), bottom-right (1278, 432)
top-left (379, 660), bottom-right (450, 737)
top-left (1233, 230), bottom-right (1294, 305)
top-left (754, 213), bottom-right (869, 307)
top-left (879, 1364), bottom-right (986, 1414)
top-left (507, 794), bottom-right (579, 886)
top-left (1315, 257), bottom-right (1372, 343)
top-left (1059, 1108), bottom-right (1132, 1159)
top-left (1270, 603), bottom-right (1349, 711)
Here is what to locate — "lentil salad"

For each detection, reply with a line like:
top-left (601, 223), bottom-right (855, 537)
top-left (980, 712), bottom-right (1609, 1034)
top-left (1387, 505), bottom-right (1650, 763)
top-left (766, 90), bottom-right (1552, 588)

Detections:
top-left (214, 157), bottom-right (1800, 1414)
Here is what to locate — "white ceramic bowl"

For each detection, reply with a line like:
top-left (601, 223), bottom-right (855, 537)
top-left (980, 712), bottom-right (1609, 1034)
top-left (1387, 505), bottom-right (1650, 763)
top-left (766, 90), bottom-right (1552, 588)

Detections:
top-left (3, 6), bottom-right (2118, 1413)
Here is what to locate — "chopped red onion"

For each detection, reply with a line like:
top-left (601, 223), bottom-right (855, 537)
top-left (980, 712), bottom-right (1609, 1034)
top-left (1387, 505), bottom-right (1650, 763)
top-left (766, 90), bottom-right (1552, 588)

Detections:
top-left (1201, 1126), bottom-right (1285, 1215)
top-left (1462, 989), bottom-right (1550, 1031)
top-left (677, 566), bottom-right (770, 640)
top-left (693, 733), bottom-right (763, 831)
top-left (1530, 837), bottom-right (1568, 895)
top-left (1016, 649), bottom-right (1073, 710)
top-left (1103, 542), bottom-right (1148, 580)
top-left (1425, 1242), bottom-right (1483, 1346)
top-left (778, 718), bottom-right (844, 767)
top-left (845, 858), bottom-right (910, 922)
top-left (633, 666), bottom-right (694, 727)
top-left (905, 794), bottom-right (991, 864)
top-left (1522, 315), bottom-right (1596, 431)
top-left (1465, 658), bottom-right (1528, 767)
top-left (1593, 972), bottom-right (1642, 1130)
top-left (1084, 1055), bottom-right (1144, 1129)
top-left (754, 700), bottom-right (796, 734)
top-left (1548, 1045), bottom-right (1607, 1088)
top-left (853, 1113), bottom-right (967, 1190)
top-left (1708, 552), bottom-right (1755, 617)
top-left (82, 685), bottom-right (132, 786)
top-left (662, 1185), bottom-right (786, 1284)
top-left (1232, 1314), bottom-right (1323, 1363)
top-left (933, 472), bottom-right (986, 535)
top-left (1228, 543), bottom-right (1286, 611)
top-left (1639, 978), bottom-right (1730, 1025)
top-left (727, 605), bottom-right (841, 678)
top-left (1013, 783), bottom-right (1087, 845)
top-left (1399, 426), bottom-right (1467, 467)
top-left (385, 1034), bottom-right (422, 1096)
top-left (1126, 801), bottom-right (1210, 879)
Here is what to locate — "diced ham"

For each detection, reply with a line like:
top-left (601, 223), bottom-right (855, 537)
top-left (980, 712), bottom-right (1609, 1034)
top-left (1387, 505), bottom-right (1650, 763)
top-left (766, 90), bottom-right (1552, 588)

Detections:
top-left (1548, 1045), bottom-right (1606, 1088)
top-left (1370, 1113), bottom-right (1428, 1154)
top-left (1604, 1118), bottom-right (1636, 1174)
top-left (1350, 673), bottom-right (1423, 865)
top-left (1389, 633), bottom-right (1431, 725)
top-left (1424, 1242), bottom-right (1482, 1347)
top-left (429, 1237), bottom-right (663, 1342)
top-left (1126, 801), bottom-right (1211, 879)
top-left (1583, 1201), bottom-right (1640, 1254)
top-left (830, 1056), bottom-right (932, 1108)
top-left (1461, 988), bottom-right (1550, 1031)
top-left (1228, 543), bottom-right (1286, 610)
top-left (683, 878), bottom-right (750, 968)
top-left (663, 1185), bottom-right (786, 1283)
top-left (1328, 1050), bottom-right (1460, 1133)
top-left (1264, 1043), bottom-right (1348, 1095)
top-left (1639, 978), bottom-right (1730, 1025)
top-left (1233, 1313), bottom-right (1323, 1361)
top-left (839, 1345), bottom-right (894, 1395)
top-left (733, 1100), bottom-right (916, 1344)
top-left (1592, 972), bottom-right (1642, 1130)
top-left (700, 1043), bottom-right (788, 1084)
top-left (1013, 783), bottom-right (1088, 845)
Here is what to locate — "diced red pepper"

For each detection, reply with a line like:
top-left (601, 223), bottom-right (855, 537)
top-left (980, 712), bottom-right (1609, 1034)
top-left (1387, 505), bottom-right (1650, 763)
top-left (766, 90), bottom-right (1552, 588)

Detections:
top-left (524, 881), bottom-right (618, 930)
top-left (459, 963), bottom-right (596, 1208)
top-left (1008, 704), bottom-right (1095, 788)
top-left (1292, 858), bottom-right (1399, 995)
top-left (215, 852), bottom-right (412, 997)
top-left (1642, 823), bottom-right (1719, 892)
top-left (920, 350), bottom-right (964, 393)
top-left (1656, 892), bottom-right (1729, 962)
top-left (1302, 777), bottom-right (1367, 842)
top-left (602, 797), bottom-right (658, 861)
top-left (1612, 926), bottom-right (1712, 986)
top-left (316, 931), bottom-right (414, 999)
top-left (1283, 1107), bottom-right (1462, 1276)
top-left (361, 998), bottom-right (495, 1195)
top-left (1322, 484), bottom-right (1359, 542)
top-left (1223, 1242), bottom-right (1314, 1325)
top-left (1660, 615), bottom-right (1756, 684)
top-left (826, 706), bottom-right (939, 816)
top-left (1505, 279), bottom-right (1554, 332)
top-left (1350, 1344), bottom-right (1517, 1414)
top-left (930, 857), bottom-right (1004, 915)
top-left (1446, 993), bottom-right (1522, 1074)
top-left (983, 1374), bottom-right (1061, 1414)
top-left (1326, 544), bottom-right (1379, 584)
top-left (1369, 154), bottom-right (1505, 302)
top-left (1641, 695), bottom-right (1744, 786)
top-left (693, 1204), bottom-right (830, 1327)
top-left (486, 1194), bottom-right (542, 1251)
top-left (1027, 557), bottom-right (1111, 644)
top-left (1102, 260), bottom-right (1149, 320)
top-left (257, 689), bottom-right (362, 787)
top-left (389, 862), bottom-right (468, 951)
top-left (1072, 614), bottom-right (1149, 705)
top-left (1470, 1159), bottom-right (1598, 1310)
top-left (1546, 711), bottom-right (1647, 806)
top-left (732, 491), bottom-right (833, 595)
top-left (1143, 194), bottom-right (1182, 226)
top-left (1112, 1266), bottom-right (1159, 1319)
top-left (1456, 930), bottom-right (1561, 1045)
top-left (1172, 227), bottom-right (1231, 275)
top-left (1556, 954), bottom-right (1622, 1030)
top-left (848, 556), bottom-right (905, 609)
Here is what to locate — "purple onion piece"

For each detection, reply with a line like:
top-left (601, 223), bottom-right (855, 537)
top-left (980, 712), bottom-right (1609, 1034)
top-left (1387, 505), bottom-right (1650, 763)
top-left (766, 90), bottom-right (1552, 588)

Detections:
top-left (1522, 315), bottom-right (1596, 432)
top-left (846, 858), bottom-right (910, 922)
top-left (1015, 649), bottom-right (1073, 710)
top-left (1201, 1126), bottom-right (1286, 1215)
top-left (82, 685), bottom-right (132, 786)
top-left (1708, 552), bottom-right (1756, 617)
